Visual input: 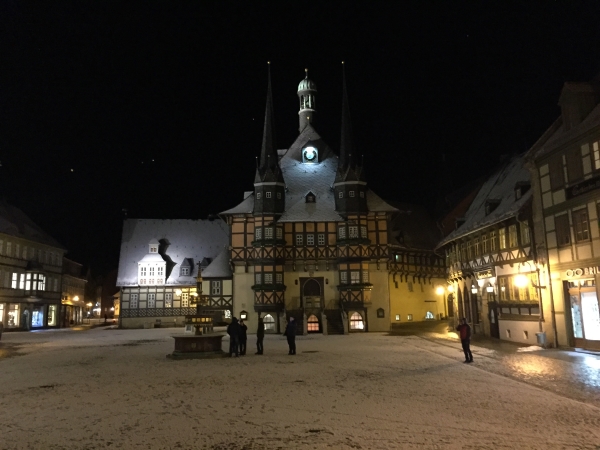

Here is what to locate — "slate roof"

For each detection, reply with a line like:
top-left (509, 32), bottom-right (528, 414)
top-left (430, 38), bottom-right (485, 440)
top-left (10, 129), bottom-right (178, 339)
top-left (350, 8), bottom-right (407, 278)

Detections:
top-left (221, 124), bottom-right (397, 220)
top-left (0, 199), bottom-right (65, 250)
top-left (201, 248), bottom-right (232, 278)
top-left (116, 219), bottom-right (229, 287)
top-left (437, 154), bottom-right (531, 247)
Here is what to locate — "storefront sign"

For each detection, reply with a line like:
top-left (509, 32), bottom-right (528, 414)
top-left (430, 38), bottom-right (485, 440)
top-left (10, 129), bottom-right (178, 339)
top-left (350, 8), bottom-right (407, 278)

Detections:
top-left (566, 175), bottom-right (600, 199)
top-left (475, 269), bottom-right (493, 279)
top-left (565, 267), bottom-right (600, 278)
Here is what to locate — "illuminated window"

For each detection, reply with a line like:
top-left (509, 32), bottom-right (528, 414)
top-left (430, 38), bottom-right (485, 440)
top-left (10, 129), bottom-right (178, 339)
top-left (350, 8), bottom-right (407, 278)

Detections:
top-left (349, 312), bottom-right (364, 330)
top-left (521, 223), bottom-right (530, 245)
top-left (350, 271), bottom-right (360, 284)
top-left (263, 314), bottom-right (276, 331)
top-left (594, 141), bottom-right (600, 170)
top-left (362, 271), bottom-right (369, 283)
top-left (349, 226), bottom-right (358, 238)
top-left (307, 314), bottom-right (319, 332)
top-left (165, 293), bottom-right (172, 307)
top-left (508, 225), bottom-right (518, 247)
top-left (490, 231), bottom-right (497, 251)
top-left (426, 311), bottom-right (434, 319)
top-left (264, 273), bottom-right (273, 284)
top-left (482, 234), bottom-right (488, 254)
top-left (181, 293), bottom-right (189, 307)
top-left (498, 228), bottom-right (507, 249)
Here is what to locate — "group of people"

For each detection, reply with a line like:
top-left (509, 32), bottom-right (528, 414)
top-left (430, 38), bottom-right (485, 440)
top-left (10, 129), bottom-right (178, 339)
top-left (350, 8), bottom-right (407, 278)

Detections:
top-left (226, 316), bottom-right (297, 357)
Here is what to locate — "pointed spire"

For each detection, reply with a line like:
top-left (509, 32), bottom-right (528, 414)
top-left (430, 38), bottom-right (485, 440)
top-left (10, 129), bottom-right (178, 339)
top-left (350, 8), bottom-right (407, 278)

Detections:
top-left (259, 61), bottom-right (277, 174)
top-left (339, 61), bottom-right (354, 169)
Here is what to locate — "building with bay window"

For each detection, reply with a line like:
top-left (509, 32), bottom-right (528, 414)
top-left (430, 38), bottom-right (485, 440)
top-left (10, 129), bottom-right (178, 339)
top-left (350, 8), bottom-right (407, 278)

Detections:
top-left (0, 200), bottom-right (66, 331)
top-left (219, 66), bottom-right (446, 336)
top-left (528, 76), bottom-right (600, 350)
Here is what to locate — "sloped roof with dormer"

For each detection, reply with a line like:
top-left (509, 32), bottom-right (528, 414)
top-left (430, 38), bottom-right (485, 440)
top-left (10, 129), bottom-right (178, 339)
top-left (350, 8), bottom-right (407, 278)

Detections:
top-left (0, 199), bottom-right (65, 250)
top-left (117, 219), bottom-right (229, 287)
top-left (201, 247), bottom-right (232, 278)
top-left (221, 124), bottom-right (397, 220)
top-left (437, 154), bottom-right (531, 248)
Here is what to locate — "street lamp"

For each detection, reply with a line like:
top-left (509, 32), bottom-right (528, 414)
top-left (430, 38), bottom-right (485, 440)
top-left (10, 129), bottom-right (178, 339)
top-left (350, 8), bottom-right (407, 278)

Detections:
top-left (471, 284), bottom-right (478, 295)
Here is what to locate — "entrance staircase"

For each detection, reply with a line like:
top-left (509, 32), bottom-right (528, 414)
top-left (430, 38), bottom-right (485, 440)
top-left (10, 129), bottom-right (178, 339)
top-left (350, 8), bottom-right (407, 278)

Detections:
top-left (324, 309), bottom-right (345, 335)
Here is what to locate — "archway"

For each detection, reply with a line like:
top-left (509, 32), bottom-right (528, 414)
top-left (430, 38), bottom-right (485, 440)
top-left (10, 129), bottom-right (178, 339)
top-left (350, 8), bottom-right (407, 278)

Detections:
top-left (349, 312), bottom-right (364, 331)
top-left (263, 314), bottom-right (276, 332)
top-left (307, 314), bottom-right (320, 332)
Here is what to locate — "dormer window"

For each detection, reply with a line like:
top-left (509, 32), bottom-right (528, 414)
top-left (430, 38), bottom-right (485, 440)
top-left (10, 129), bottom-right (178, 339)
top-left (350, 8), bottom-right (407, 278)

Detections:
top-left (485, 200), bottom-right (501, 215)
top-left (180, 258), bottom-right (193, 277)
top-left (150, 245), bottom-right (158, 253)
top-left (514, 182), bottom-right (531, 200)
top-left (266, 191), bottom-right (272, 198)
top-left (455, 218), bottom-right (466, 230)
top-left (349, 191), bottom-right (355, 197)
top-left (305, 191), bottom-right (316, 203)
top-left (181, 267), bottom-right (190, 276)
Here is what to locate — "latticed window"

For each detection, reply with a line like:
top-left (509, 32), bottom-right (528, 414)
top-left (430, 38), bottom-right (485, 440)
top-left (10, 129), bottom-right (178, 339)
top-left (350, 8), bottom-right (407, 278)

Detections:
top-left (264, 273), bottom-right (273, 284)
top-left (349, 312), bottom-right (364, 330)
top-left (521, 223), bottom-right (531, 245)
top-left (338, 227), bottom-right (346, 239)
top-left (165, 293), bottom-right (172, 307)
top-left (572, 208), bottom-right (590, 242)
top-left (295, 234), bottom-right (303, 246)
top-left (140, 267), bottom-right (147, 277)
top-left (318, 234), bottom-right (325, 245)
top-left (340, 272), bottom-right (347, 284)
top-left (130, 294), bottom-right (138, 308)
top-left (255, 273), bottom-right (262, 284)
top-left (263, 314), bottom-right (276, 331)
top-left (474, 238), bottom-right (480, 256)
top-left (349, 226), bottom-right (359, 238)
top-left (255, 228), bottom-right (262, 239)
top-left (307, 314), bottom-right (319, 332)
top-left (350, 271), bottom-right (360, 284)
top-left (211, 281), bottom-right (221, 295)
top-left (181, 293), bottom-right (189, 307)
top-left (276, 228), bottom-right (283, 239)
top-left (148, 294), bottom-right (156, 308)
top-left (508, 225), bottom-right (518, 247)
top-left (490, 231), bottom-right (497, 251)
top-left (362, 271), bottom-right (369, 283)
top-left (482, 234), bottom-right (488, 254)
top-left (265, 227), bottom-right (273, 239)
top-left (306, 234), bottom-right (314, 246)
top-left (157, 267), bottom-right (164, 276)
top-left (349, 191), bottom-right (355, 197)
top-left (361, 226), bottom-right (367, 238)
top-left (149, 267), bottom-right (155, 276)
top-left (499, 228), bottom-right (507, 249)
top-left (594, 141), bottom-right (600, 170)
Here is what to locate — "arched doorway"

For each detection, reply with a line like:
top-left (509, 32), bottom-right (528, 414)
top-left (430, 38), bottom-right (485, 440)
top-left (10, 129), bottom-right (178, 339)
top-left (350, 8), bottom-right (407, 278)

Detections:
top-left (349, 312), bottom-right (365, 331)
top-left (301, 277), bottom-right (323, 310)
top-left (307, 314), bottom-right (320, 333)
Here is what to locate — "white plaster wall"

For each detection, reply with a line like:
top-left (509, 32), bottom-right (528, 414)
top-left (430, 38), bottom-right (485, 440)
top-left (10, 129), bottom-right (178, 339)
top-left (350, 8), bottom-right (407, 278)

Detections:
top-left (499, 319), bottom-right (541, 345)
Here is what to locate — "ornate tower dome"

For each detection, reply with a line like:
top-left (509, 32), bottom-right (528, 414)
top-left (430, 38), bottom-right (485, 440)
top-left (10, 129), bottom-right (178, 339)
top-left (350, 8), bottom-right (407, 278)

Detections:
top-left (297, 68), bottom-right (317, 132)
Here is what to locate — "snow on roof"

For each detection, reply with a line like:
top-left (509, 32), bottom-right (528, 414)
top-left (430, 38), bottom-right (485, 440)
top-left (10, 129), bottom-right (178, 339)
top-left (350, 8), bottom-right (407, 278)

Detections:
top-left (117, 219), bottom-right (229, 287)
top-left (437, 154), bottom-right (531, 247)
top-left (0, 199), bottom-right (65, 250)
top-left (201, 248), bottom-right (232, 278)
top-left (223, 124), bottom-right (396, 221)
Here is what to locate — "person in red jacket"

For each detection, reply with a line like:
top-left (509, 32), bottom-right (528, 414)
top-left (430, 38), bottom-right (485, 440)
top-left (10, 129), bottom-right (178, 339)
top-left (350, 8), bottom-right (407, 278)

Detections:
top-left (456, 318), bottom-right (473, 363)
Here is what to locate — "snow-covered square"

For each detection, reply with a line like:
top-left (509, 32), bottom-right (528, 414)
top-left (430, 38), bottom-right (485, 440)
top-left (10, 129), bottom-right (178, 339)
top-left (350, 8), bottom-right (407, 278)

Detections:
top-left (1, 328), bottom-right (599, 449)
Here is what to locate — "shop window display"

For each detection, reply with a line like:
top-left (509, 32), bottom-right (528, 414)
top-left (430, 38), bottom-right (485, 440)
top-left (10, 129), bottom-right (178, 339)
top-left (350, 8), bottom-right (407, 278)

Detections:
top-left (48, 305), bottom-right (58, 326)
top-left (32, 306), bottom-right (44, 327)
top-left (7, 304), bottom-right (19, 328)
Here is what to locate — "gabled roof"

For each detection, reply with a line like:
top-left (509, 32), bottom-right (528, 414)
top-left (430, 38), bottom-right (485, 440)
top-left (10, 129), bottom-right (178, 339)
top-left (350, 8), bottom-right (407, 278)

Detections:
top-left (437, 154), bottom-right (531, 247)
top-left (117, 219), bottom-right (229, 287)
top-left (0, 199), bottom-right (65, 250)
top-left (201, 248), bottom-right (232, 278)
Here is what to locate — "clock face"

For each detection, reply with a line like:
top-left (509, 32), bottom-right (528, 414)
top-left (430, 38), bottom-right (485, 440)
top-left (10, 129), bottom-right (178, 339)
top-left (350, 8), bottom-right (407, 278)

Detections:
top-left (304, 146), bottom-right (317, 161)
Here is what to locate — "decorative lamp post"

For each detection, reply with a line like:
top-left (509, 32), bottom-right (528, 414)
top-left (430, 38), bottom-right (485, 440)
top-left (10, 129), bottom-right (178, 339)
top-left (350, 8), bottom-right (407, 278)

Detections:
top-left (436, 285), bottom-right (447, 319)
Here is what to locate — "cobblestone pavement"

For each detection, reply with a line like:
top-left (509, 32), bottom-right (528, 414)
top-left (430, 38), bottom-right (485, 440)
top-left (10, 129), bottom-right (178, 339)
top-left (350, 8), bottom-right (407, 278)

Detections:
top-left (413, 331), bottom-right (600, 408)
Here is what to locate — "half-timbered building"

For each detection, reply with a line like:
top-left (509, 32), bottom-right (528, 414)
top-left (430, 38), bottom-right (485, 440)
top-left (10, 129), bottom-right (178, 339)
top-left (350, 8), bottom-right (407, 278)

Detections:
top-left (220, 66), bottom-right (446, 335)
top-left (437, 154), bottom-right (549, 345)
top-left (116, 219), bottom-right (230, 328)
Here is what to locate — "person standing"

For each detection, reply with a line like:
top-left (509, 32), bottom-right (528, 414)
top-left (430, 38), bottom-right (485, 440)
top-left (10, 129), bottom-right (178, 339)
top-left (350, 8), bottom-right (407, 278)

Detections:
top-left (239, 319), bottom-right (248, 356)
top-left (456, 318), bottom-right (473, 363)
top-left (284, 316), bottom-right (296, 355)
top-left (255, 317), bottom-right (265, 355)
top-left (227, 317), bottom-right (241, 357)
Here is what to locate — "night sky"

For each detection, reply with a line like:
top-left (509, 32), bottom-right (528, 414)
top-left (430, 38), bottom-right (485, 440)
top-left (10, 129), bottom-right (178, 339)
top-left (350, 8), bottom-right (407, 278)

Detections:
top-left (2, 2), bottom-right (600, 275)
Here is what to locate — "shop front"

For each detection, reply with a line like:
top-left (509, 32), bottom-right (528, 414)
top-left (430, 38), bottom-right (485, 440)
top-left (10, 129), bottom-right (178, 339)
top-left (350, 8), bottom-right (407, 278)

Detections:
top-left (564, 267), bottom-right (600, 351)
top-left (1, 302), bottom-right (60, 331)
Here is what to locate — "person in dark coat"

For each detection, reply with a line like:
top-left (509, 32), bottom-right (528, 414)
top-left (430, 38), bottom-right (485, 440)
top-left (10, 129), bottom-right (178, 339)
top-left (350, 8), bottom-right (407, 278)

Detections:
top-left (255, 317), bottom-right (265, 355)
top-left (456, 318), bottom-right (473, 363)
top-left (227, 317), bottom-right (241, 357)
top-left (284, 316), bottom-right (296, 355)
top-left (239, 319), bottom-right (248, 355)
